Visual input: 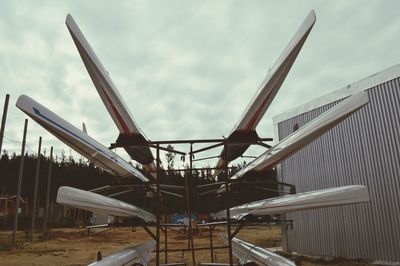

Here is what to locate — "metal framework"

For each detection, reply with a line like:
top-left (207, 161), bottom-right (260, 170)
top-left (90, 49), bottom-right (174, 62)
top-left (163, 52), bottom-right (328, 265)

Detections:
top-left (112, 136), bottom-right (295, 265)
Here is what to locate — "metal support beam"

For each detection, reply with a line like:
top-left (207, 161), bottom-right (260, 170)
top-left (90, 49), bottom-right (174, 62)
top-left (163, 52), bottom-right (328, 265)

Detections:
top-left (30, 136), bottom-right (42, 240)
top-left (43, 146), bottom-right (53, 234)
top-left (190, 142), bottom-right (224, 155)
top-left (160, 246), bottom-right (228, 252)
top-left (256, 142), bottom-right (272, 149)
top-left (149, 144), bottom-right (186, 156)
top-left (187, 143), bottom-right (196, 266)
top-left (156, 144), bottom-right (161, 266)
top-left (231, 221), bottom-right (245, 239)
top-left (224, 141), bottom-right (234, 266)
top-left (142, 223), bottom-right (156, 240)
top-left (164, 226), bottom-right (168, 264)
top-left (11, 118), bottom-right (28, 247)
top-left (209, 225), bottom-right (214, 262)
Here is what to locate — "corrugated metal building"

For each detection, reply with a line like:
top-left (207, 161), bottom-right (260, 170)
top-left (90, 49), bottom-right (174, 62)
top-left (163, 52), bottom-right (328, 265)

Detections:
top-left (273, 64), bottom-right (400, 263)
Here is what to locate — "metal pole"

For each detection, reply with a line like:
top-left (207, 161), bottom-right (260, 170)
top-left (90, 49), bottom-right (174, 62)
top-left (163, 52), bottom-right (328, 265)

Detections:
top-left (189, 143), bottom-right (196, 266)
top-left (184, 162), bottom-right (191, 250)
top-left (0, 94), bottom-right (10, 156)
top-left (43, 146), bottom-right (53, 234)
top-left (164, 226), bottom-right (168, 264)
top-left (11, 118), bottom-right (28, 247)
top-left (209, 225), bottom-right (214, 262)
top-left (30, 137), bottom-right (42, 240)
top-left (224, 141), bottom-right (234, 266)
top-left (156, 144), bottom-right (160, 266)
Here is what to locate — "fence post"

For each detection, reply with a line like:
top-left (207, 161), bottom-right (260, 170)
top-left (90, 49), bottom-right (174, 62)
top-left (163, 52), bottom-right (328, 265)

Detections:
top-left (43, 146), bottom-right (53, 234)
top-left (30, 137), bottom-right (42, 240)
top-left (0, 94), bottom-right (10, 155)
top-left (11, 118), bottom-right (28, 247)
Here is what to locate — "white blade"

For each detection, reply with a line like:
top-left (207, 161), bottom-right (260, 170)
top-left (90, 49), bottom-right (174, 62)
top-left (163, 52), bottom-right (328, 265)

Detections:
top-left (227, 236), bottom-right (295, 266)
top-left (16, 95), bottom-right (149, 182)
top-left (66, 14), bottom-right (156, 175)
top-left (214, 10), bottom-right (316, 176)
top-left (232, 91), bottom-right (369, 179)
top-left (57, 186), bottom-right (156, 223)
top-left (88, 240), bottom-right (155, 266)
top-left (216, 185), bottom-right (369, 220)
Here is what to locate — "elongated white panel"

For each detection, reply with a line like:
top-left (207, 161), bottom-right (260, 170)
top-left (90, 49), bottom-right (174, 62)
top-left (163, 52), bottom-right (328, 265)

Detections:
top-left (231, 91), bottom-right (369, 179)
top-left (216, 185), bottom-right (369, 219)
top-left (16, 95), bottom-right (149, 182)
top-left (66, 14), bottom-right (156, 174)
top-left (57, 186), bottom-right (155, 223)
top-left (229, 236), bottom-right (295, 266)
top-left (88, 240), bottom-right (155, 266)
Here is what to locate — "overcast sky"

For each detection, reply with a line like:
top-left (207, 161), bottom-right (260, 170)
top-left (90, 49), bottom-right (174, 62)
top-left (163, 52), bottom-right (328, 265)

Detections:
top-left (1, 1), bottom-right (400, 167)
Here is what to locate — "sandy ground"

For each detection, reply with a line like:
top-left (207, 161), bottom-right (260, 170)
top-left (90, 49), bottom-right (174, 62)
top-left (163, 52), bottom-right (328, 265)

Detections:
top-left (0, 225), bottom-right (371, 265)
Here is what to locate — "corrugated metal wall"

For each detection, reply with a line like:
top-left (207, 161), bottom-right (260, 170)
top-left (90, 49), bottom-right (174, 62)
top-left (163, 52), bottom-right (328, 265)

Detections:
top-left (277, 77), bottom-right (400, 262)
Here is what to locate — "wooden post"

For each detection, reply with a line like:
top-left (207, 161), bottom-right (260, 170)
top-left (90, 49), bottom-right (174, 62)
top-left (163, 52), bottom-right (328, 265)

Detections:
top-left (0, 94), bottom-right (10, 230)
top-left (50, 201), bottom-right (54, 225)
top-left (11, 118), bottom-right (28, 247)
top-left (4, 196), bottom-right (8, 227)
top-left (42, 146), bottom-right (53, 234)
top-left (0, 94), bottom-right (10, 155)
top-left (30, 137), bottom-right (42, 240)
top-left (25, 197), bottom-right (28, 216)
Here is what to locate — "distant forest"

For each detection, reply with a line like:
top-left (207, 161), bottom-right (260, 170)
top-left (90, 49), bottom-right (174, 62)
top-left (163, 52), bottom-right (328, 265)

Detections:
top-left (0, 148), bottom-right (264, 215)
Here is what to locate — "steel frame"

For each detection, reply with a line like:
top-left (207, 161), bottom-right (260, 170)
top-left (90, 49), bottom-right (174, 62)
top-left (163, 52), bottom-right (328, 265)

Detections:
top-left (111, 136), bottom-right (288, 265)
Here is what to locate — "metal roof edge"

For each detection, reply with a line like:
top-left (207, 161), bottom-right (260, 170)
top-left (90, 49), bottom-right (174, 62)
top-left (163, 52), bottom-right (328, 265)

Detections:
top-left (273, 64), bottom-right (400, 124)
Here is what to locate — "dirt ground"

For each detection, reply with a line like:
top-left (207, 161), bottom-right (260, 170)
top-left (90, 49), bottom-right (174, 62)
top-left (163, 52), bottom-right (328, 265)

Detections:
top-left (0, 225), bottom-right (371, 265)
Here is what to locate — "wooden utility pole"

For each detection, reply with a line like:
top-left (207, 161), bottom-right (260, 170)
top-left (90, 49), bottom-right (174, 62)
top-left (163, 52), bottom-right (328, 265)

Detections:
top-left (43, 146), bottom-right (53, 234)
top-left (11, 119), bottom-right (28, 247)
top-left (0, 94), bottom-right (10, 156)
top-left (30, 137), bottom-right (42, 240)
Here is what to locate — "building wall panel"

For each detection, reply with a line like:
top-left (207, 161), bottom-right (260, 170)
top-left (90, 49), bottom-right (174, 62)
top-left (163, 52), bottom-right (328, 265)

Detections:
top-left (276, 77), bottom-right (400, 262)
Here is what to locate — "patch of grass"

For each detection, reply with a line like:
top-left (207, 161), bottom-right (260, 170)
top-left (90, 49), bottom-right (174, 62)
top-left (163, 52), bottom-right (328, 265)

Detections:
top-left (0, 230), bottom-right (44, 250)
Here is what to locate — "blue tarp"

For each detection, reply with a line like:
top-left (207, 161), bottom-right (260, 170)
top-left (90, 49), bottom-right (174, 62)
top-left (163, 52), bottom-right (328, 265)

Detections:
top-left (171, 214), bottom-right (197, 224)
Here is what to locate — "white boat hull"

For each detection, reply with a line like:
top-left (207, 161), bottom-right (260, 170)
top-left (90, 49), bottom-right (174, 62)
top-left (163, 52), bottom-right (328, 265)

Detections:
top-left (57, 186), bottom-right (155, 223)
top-left (216, 185), bottom-right (370, 220)
top-left (88, 240), bottom-right (155, 266)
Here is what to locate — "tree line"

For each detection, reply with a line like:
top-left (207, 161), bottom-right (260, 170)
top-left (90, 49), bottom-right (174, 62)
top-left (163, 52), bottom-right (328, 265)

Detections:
top-left (0, 145), bottom-right (277, 218)
top-left (0, 147), bottom-right (250, 214)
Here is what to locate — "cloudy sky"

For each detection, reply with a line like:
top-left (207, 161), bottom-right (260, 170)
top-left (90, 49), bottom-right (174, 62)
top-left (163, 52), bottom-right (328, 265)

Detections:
top-left (1, 1), bottom-right (400, 167)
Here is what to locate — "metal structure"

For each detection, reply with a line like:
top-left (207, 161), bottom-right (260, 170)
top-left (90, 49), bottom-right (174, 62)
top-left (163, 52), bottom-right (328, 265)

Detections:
top-left (125, 137), bottom-right (278, 266)
top-left (53, 134), bottom-right (286, 265)
top-left (274, 64), bottom-right (400, 263)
